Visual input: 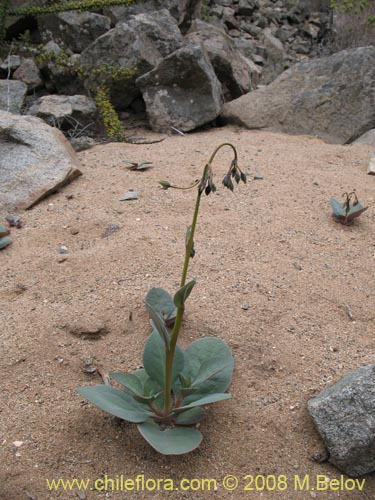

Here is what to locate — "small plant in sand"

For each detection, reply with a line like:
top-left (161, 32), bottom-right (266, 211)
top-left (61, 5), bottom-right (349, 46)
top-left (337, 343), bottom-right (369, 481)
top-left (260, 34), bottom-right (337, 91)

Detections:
top-left (77, 143), bottom-right (247, 455)
top-left (0, 224), bottom-right (11, 250)
top-left (330, 191), bottom-right (367, 225)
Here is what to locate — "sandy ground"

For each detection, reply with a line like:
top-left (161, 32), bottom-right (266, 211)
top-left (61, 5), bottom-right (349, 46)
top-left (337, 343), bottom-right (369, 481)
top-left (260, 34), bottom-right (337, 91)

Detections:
top-left (1, 125), bottom-right (375, 500)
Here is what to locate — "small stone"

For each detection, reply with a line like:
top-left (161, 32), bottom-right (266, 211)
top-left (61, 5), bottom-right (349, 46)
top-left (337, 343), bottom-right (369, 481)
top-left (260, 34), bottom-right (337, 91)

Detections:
top-left (241, 303), bottom-right (249, 310)
top-left (308, 364), bottom-right (375, 476)
top-left (70, 228), bottom-right (79, 235)
top-left (58, 246), bottom-right (69, 254)
top-left (65, 320), bottom-right (108, 340)
top-left (12, 441), bottom-right (24, 448)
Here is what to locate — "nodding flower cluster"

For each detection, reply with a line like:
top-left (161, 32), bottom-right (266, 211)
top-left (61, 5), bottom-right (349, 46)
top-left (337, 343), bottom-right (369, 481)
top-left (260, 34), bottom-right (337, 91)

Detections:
top-left (160, 144), bottom-right (247, 197)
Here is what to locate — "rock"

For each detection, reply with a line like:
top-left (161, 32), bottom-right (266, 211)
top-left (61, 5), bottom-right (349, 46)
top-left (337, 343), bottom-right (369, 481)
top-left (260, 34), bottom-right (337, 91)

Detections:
top-left (258, 28), bottom-right (292, 84)
top-left (367, 153), bottom-right (375, 175)
top-left (28, 95), bottom-right (97, 131)
top-left (0, 80), bottom-right (27, 114)
top-left (65, 319), bottom-right (108, 339)
top-left (80, 9), bottom-right (183, 109)
top-left (12, 58), bottom-right (43, 91)
top-left (186, 20), bottom-right (260, 100)
top-left (353, 129), bottom-right (375, 148)
top-left (69, 136), bottom-right (97, 152)
top-left (0, 55), bottom-right (21, 75)
top-left (0, 111), bottom-right (82, 211)
top-left (236, 0), bottom-right (259, 17)
top-left (39, 12), bottom-right (111, 53)
top-left (308, 364), bottom-right (375, 477)
top-left (222, 47), bottom-right (375, 144)
top-left (137, 43), bottom-right (222, 133)
top-left (64, 318), bottom-right (108, 340)
top-left (103, 0), bottom-right (183, 26)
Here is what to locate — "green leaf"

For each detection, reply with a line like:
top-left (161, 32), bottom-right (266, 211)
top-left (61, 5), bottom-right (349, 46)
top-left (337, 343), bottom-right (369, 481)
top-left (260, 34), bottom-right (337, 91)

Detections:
top-left (175, 407), bottom-right (205, 425)
top-left (110, 372), bottom-right (143, 394)
top-left (0, 225), bottom-right (10, 238)
top-left (143, 330), bottom-right (184, 388)
top-left (76, 385), bottom-right (153, 423)
top-left (159, 180), bottom-right (171, 189)
top-left (145, 288), bottom-right (176, 325)
top-left (182, 338), bottom-right (234, 400)
top-left (330, 197), bottom-right (346, 217)
top-left (174, 280), bottom-right (196, 308)
top-left (132, 368), bottom-right (149, 385)
top-left (0, 236), bottom-right (12, 250)
top-left (137, 419), bottom-right (202, 455)
top-left (174, 393), bottom-right (231, 412)
top-left (145, 301), bottom-right (170, 346)
top-left (191, 356), bottom-right (233, 388)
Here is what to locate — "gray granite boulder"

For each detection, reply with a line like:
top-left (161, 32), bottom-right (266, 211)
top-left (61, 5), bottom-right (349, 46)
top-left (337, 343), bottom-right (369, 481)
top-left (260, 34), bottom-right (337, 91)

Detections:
top-left (222, 46), bottom-right (375, 144)
top-left (39, 12), bottom-right (111, 53)
top-left (28, 94), bottom-right (97, 130)
top-left (0, 80), bottom-right (27, 114)
top-left (13, 58), bottom-right (43, 91)
top-left (0, 111), bottom-right (82, 211)
top-left (80, 9), bottom-right (183, 109)
top-left (137, 43), bottom-right (222, 133)
top-left (186, 20), bottom-right (260, 100)
top-left (353, 129), bottom-right (375, 148)
top-left (308, 364), bottom-right (375, 477)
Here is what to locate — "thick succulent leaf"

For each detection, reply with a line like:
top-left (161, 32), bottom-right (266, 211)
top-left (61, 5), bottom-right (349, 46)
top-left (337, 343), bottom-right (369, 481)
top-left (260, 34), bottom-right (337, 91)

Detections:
top-left (347, 202), bottom-right (367, 221)
top-left (110, 372), bottom-right (143, 394)
top-left (175, 407), bottom-right (205, 425)
top-left (137, 419), bottom-right (202, 455)
top-left (329, 197), bottom-right (346, 217)
top-left (192, 356), bottom-right (233, 388)
top-left (330, 197), bottom-right (368, 223)
top-left (145, 288), bottom-right (176, 323)
top-left (174, 280), bottom-right (196, 308)
top-left (0, 236), bottom-right (12, 249)
top-left (76, 385), bottom-right (153, 423)
top-left (132, 369), bottom-right (149, 385)
top-left (0, 225), bottom-right (10, 238)
top-left (143, 330), bottom-right (184, 388)
top-left (183, 338), bottom-right (234, 398)
top-left (174, 393), bottom-right (231, 412)
top-left (145, 301), bottom-right (170, 346)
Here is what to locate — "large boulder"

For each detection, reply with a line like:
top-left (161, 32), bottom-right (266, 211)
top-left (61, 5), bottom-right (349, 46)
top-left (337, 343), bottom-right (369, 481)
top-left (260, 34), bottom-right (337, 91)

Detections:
top-left (12, 58), bottom-right (43, 91)
top-left (39, 12), bottom-right (111, 53)
top-left (0, 111), bottom-right (82, 211)
top-left (308, 365), bottom-right (375, 477)
top-left (137, 43), bottom-right (222, 133)
top-left (0, 80), bottom-right (27, 114)
top-left (28, 94), bottom-right (97, 130)
top-left (185, 20), bottom-right (261, 100)
top-left (222, 46), bottom-right (375, 144)
top-left (80, 9), bottom-right (183, 109)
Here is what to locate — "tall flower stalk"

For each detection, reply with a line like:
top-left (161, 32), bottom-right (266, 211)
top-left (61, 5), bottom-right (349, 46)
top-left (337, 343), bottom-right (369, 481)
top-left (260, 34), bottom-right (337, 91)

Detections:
top-left (160, 143), bottom-right (246, 415)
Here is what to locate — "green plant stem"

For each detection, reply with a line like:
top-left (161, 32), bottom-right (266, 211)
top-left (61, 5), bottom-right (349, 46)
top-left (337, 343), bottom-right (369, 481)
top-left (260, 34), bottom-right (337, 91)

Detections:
top-left (163, 183), bottom-right (204, 414)
top-left (180, 190), bottom-right (202, 288)
top-left (163, 142), bottom-right (238, 415)
top-left (207, 142), bottom-right (237, 164)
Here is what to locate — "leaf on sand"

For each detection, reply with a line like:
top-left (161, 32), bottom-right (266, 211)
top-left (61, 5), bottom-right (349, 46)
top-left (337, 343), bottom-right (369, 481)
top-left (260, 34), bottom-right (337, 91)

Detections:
top-left (137, 419), bottom-right (202, 454)
top-left (120, 191), bottom-right (139, 201)
top-left (124, 160), bottom-right (154, 171)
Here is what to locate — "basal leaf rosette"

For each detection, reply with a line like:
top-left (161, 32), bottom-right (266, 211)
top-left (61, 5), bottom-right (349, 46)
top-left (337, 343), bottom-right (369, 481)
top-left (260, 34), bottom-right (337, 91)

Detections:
top-left (76, 334), bottom-right (233, 455)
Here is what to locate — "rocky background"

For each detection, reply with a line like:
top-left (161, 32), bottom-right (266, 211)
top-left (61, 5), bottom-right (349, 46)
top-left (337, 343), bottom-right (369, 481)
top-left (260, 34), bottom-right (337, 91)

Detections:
top-left (0, 0), bottom-right (374, 146)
